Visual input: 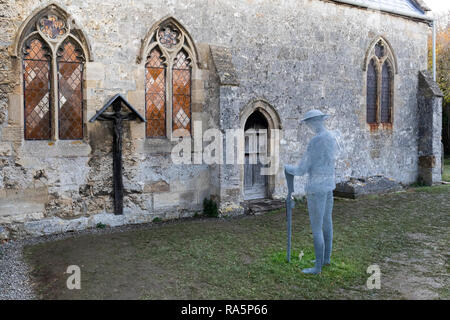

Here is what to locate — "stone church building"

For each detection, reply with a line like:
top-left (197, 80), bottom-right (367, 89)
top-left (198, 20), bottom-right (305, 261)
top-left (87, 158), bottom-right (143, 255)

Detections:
top-left (0, 0), bottom-right (443, 239)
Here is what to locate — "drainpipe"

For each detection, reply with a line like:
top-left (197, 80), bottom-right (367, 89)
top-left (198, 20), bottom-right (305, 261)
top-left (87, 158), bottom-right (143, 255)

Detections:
top-left (432, 19), bottom-right (437, 82)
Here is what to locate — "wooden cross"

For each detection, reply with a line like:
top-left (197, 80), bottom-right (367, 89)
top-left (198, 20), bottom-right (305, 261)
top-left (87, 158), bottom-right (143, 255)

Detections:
top-left (90, 94), bottom-right (146, 215)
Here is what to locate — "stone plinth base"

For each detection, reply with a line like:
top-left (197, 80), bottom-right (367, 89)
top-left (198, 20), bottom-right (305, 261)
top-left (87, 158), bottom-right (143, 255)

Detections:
top-left (334, 176), bottom-right (403, 199)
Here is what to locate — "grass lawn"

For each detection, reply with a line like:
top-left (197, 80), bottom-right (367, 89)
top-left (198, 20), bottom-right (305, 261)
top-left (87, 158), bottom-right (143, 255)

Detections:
top-left (443, 157), bottom-right (450, 182)
top-left (23, 183), bottom-right (450, 300)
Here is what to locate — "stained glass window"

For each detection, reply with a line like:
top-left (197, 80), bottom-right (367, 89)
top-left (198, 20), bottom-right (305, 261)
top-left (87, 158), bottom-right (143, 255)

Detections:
top-left (366, 38), bottom-right (395, 127)
top-left (172, 50), bottom-right (191, 134)
top-left (145, 48), bottom-right (166, 137)
top-left (381, 62), bottom-right (392, 124)
top-left (39, 15), bottom-right (67, 40)
top-left (374, 41), bottom-right (385, 59)
top-left (21, 9), bottom-right (88, 141)
top-left (144, 20), bottom-right (195, 138)
top-left (158, 27), bottom-right (178, 49)
top-left (57, 40), bottom-right (84, 140)
top-left (366, 59), bottom-right (377, 124)
top-left (23, 38), bottom-right (51, 140)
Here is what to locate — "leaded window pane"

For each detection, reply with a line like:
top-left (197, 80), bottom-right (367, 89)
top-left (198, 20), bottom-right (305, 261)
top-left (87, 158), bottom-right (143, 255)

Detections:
top-left (381, 62), bottom-right (392, 124)
top-left (172, 51), bottom-right (191, 134)
top-left (57, 40), bottom-right (84, 140)
top-left (145, 48), bottom-right (166, 137)
top-left (39, 15), bottom-right (68, 40)
top-left (374, 41), bottom-right (385, 59)
top-left (23, 38), bottom-right (52, 140)
top-left (158, 26), bottom-right (179, 49)
top-left (366, 59), bottom-right (377, 124)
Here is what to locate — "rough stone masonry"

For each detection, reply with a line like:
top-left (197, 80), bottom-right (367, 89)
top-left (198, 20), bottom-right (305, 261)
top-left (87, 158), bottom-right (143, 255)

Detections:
top-left (0, 0), bottom-right (443, 239)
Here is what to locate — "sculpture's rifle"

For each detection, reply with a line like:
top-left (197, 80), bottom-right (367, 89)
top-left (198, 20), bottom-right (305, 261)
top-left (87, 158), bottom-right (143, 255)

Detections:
top-left (285, 169), bottom-right (295, 262)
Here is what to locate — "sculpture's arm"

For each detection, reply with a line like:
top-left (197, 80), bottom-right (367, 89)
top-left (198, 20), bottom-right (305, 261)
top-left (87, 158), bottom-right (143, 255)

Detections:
top-left (284, 137), bottom-right (316, 177)
top-left (284, 153), bottom-right (310, 177)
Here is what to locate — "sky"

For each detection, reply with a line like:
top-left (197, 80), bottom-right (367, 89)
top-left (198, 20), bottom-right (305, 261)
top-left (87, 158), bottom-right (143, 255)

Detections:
top-left (423, 0), bottom-right (450, 15)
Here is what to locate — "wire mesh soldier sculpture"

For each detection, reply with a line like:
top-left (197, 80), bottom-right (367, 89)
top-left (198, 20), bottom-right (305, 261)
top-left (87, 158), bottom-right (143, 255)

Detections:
top-left (284, 110), bottom-right (338, 274)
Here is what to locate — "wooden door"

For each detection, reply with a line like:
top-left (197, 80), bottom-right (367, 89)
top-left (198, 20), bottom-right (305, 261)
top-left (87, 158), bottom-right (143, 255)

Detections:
top-left (244, 112), bottom-right (268, 200)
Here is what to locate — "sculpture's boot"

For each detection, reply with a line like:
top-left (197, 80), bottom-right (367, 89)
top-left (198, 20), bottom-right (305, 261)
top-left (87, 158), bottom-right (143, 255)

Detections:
top-left (311, 258), bottom-right (330, 266)
top-left (302, 234), bottom-right (324, 274)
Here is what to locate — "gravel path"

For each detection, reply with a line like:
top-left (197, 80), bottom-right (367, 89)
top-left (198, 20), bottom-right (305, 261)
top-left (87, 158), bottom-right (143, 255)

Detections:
top-left (0, 216), bottom-right (207, 300)
top-left (0, 240), bottom-right (35, 300)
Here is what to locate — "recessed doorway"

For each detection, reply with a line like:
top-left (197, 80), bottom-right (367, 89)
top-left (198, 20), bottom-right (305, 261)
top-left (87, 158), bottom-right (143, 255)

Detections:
top-left (244, 110), bottom-right (268, 200)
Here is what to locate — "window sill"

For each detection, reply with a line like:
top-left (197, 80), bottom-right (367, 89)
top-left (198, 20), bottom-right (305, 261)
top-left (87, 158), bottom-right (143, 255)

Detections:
top-left (367, 122), bottom-right (393, 132)
top-left (142, 137), bottom-right (180, 154)
top-left (19, 140), bottom-right (91, 158)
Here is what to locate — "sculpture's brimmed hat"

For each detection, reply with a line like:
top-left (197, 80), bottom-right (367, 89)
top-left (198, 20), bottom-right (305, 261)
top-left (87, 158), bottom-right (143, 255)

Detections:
top-left (301, 109), bottom-right (330, 122)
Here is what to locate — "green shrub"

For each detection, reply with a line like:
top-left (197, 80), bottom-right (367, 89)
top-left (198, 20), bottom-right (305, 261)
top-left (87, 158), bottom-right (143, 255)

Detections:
top-left (410, 179), bottom-right (428, 187)
top-left (152, 217), bottom-right (162, 223)
top-left (96, 222), bottom-right (106, 229)
top-left (203, 198), bottom-right (218, 217)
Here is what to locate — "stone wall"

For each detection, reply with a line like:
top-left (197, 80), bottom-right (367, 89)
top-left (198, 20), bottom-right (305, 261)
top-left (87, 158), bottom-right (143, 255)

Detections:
top-left (0, 0), bottom-right (433, 239)
top-left (417, 70), bottom-right (443, 185)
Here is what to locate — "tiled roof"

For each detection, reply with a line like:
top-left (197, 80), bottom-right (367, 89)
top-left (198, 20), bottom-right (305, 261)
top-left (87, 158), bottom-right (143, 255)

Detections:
top-left (331, 0), bottom-right (431, 20)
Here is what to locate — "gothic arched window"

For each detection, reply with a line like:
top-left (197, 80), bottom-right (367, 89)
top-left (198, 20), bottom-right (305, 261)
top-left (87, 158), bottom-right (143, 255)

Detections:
top-left (366, 59), bottom-right (377, 124)
top-left (19, 7), bottom-right (88, 140)
top-left (143, 20), bottom-right (194, 138)
top-left (364, 39), bottom-right (396, 127)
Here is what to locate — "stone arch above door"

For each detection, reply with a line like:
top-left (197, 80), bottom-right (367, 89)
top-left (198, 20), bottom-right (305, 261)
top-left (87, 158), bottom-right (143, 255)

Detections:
top-left (240, 99), bottom-right (282, 131)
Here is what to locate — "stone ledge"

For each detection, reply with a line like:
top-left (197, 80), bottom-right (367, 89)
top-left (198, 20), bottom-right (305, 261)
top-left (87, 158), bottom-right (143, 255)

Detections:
top-left (210, 45), bottom-right (240, 86)
top-left (243, 199), bottom-right (285, 215)
top-left (334, 175), bottom-right (403, 199)
top-left (419, 70), bottom-right (443, 98)
top-left (18, 140), bottom-right (92, 158)
top-left (2, 209), bottom-right (199, 239)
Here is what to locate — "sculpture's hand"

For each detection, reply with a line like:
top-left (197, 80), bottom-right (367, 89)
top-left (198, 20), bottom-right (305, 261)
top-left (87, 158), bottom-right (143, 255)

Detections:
top-left (289, 193), bottom-right (295, 209)
top-left (284, 164), bottom-right (296, 176)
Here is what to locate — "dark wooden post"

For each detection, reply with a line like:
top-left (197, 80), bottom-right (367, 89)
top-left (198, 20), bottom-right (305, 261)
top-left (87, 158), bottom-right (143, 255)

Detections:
top-left (89, 94), bottom-right (146, 215)
top-left (112, 102), bottom-right (124, 215)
